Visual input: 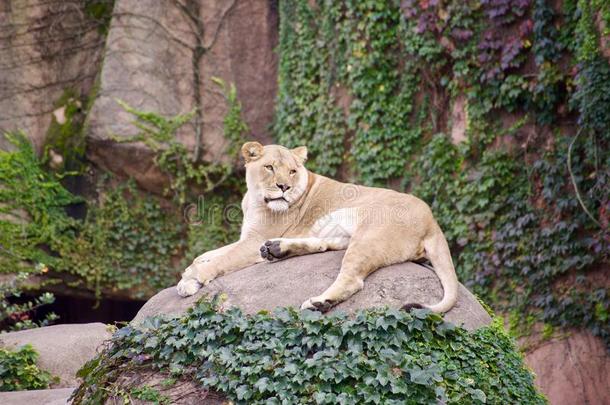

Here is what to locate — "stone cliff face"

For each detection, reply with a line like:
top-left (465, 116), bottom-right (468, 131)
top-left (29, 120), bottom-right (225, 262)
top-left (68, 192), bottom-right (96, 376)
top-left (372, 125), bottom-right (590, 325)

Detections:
top-left (0, 0), bottom-right (107, 153)
top-left (524, 331), bottom-right (610, 405)
top-left (0, 0), bottom-right (278, 192)
top-left (86, 0), bottom-right (278, 192)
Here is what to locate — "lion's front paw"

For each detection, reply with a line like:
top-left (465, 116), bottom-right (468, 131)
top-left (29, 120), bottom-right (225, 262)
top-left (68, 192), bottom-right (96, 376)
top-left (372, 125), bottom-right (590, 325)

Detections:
top-left (259, 239), bottom-right (288, 261)
top-left (300, 296), bottom-right (335, 312)
top-left (176, 278), bottom-right (202, 297)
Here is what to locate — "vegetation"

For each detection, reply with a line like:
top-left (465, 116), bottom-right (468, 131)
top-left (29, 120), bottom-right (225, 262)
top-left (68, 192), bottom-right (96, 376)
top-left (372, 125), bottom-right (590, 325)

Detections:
top-left (0, 132), bottom-right (182, 300)
top-left (0, 270), bottom-right (58, 332)
top-left (0, 78), bottom-right (248, 302)
top-left (72, 296), bottom-right (545, 404)
top-left (114, 77), bottom-right (247, 204)
top-left (0, 344), bottom-right (56, 391)
top-left (275, 0), bottom-right (609, 345)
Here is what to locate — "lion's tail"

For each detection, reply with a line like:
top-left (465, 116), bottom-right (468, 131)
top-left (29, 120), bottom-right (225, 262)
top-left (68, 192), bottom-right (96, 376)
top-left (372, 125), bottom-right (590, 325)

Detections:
top-left (403, 227), bottom-right (459, 313)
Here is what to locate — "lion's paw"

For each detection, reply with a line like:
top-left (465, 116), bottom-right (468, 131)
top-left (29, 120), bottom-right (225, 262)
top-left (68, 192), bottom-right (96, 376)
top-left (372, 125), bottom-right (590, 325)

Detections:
top-left (259, 239), bottom-right (288, 261)
top-left (300, 296), bottom-right (335, 313)
top-left (176, 278), bottom-right (202, 297)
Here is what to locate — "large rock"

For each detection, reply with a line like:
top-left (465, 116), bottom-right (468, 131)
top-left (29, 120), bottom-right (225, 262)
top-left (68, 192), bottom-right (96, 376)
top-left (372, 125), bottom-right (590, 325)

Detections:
top-left (0, 387), bottom-right (74, 405)
top-left (524, 331), bottom-right (610, 405)
top-left (86, 0), bottom-right (278, 193)
top-left (0, 323), bottom-right (112, 388)
top-left (134, 250), bottom-right (492, 330)
top-left (0, 0), bottom-right (107, 152)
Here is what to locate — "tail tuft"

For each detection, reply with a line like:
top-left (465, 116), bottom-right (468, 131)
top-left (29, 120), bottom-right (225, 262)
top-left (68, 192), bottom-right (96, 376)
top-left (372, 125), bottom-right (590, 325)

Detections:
top-left (402, 303), bottom-right (424, 311)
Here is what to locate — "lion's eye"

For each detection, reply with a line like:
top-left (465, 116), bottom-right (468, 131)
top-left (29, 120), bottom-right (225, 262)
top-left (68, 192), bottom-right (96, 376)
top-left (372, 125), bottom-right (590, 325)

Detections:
top-left (264, 165), bottom-right (274, 171)
top-left (289, 169), bottom-right (297, 176)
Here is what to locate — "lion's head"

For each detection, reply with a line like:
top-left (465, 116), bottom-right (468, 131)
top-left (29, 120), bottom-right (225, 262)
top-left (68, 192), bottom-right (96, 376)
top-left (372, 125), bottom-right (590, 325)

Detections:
top-left (241, 142), bottom-right (308, 212)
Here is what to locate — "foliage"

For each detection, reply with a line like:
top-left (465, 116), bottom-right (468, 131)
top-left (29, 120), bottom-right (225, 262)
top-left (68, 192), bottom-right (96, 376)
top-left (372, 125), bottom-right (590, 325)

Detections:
top-left (411, 134), bottom-right (609, 344)
top-left (72, 296), bottom-right (545, 404)
top-left (112, 77), bottom-right (249, 273)
top-left (274, 0), bottom-right (347, 177)
top-left (182, 191), bottom-right (243, 268)
top-left (43, 89), bottom-right (88, 174)
top-left (0, 132), bottom-right (183, 300)
top-left (0, 344), bottom-right (56, 391)
top-left (275, 0), bottom-right (610, 345)
top-left (1, 76), bottom-right (251, 302)
top-left (0, 131), bottom-right (82, 278)
top-left (130, 385), bottom-right (171, 405)
top-left (115, 77), bottom-right (248, 204)
top-left (84, 0), bottom-right (115, 35)
top-left (56, 179), bottom-right (184, 299)
top-left (211, 77), bottom-right (250, 159)
top-left (0, 270), bottom-right (58, 332)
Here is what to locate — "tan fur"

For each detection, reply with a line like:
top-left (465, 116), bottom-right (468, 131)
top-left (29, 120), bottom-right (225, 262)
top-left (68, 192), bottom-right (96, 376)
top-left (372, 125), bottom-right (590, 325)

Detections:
top-left (176, 142), bottom-right (459, 313)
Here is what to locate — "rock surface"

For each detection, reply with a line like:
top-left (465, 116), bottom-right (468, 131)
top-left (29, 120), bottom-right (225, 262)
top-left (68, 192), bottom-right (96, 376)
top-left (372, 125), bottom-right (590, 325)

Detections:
top-left (0, 387), bottom-right (74, 405)
top-left (115, 251), bottom-right (490, 404)
top-left (133, 250), bottom-right (492, 330)
top-left (86, 0), bottom-right (278, 193)
top-left (524, 331), bottom-right (610, 405)
top-left (0, 323), bottom-right (112, 388)
top-left (113, 369), bottom-right (226, 405)
top-left (0, 0), bottom-right (106, 153)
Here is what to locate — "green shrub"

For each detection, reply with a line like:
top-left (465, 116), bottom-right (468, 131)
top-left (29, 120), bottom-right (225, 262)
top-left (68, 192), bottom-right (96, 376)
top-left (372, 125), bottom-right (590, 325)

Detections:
top-left (0, 132), bottom-right (183, 299)
top-left (0, 76), bottom-right (250, 301)
top-left (0, 344), bottom-right (56, 391)
top-left (72, 296), bottom-right (546, 404)
top-left (0, 270), bottom-right (58, 332)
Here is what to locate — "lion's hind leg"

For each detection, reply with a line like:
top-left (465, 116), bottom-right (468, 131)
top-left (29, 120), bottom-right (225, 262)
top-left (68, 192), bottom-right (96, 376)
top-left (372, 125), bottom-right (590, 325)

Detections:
top-left (260, 237), bottom-right (348, 261)
top-left (300, 234), bottom-right (417, 311)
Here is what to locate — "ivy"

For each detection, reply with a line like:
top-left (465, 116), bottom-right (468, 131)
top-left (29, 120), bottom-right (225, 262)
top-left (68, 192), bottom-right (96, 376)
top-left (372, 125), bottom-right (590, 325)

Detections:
top-left (43, 89), bottom-right (88, 174)
top-left (56, 178), bottom-right (185, 299)
top-left (72, 296), bottom-right (545, 404)
top-left (0, 131), bottom-right (82, 278)
top-left (275, 0), bottom-right (609, 347)
top-left (0, 133), bottom-right (183, 300)
top-left (274, 0), bottom-right (346, 177)
top-left (0, 344), bottom-right (57, 391)
top-left (182, 191), bottom-right (242, 270)
top-left (130, 385), bottom-right (171, 405)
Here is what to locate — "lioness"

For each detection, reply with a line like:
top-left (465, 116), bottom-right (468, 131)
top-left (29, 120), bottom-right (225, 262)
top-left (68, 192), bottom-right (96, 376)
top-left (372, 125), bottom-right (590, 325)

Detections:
top-left (176, 142), bottom-right (458, 313)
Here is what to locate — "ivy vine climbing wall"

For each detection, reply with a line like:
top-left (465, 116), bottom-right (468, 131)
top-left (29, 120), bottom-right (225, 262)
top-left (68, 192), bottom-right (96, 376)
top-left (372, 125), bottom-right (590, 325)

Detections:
top-left (274, 0), bottom-right (609, 345)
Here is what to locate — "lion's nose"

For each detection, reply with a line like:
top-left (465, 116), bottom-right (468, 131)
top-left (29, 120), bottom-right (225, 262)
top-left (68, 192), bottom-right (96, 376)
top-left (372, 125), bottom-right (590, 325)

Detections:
top-left (276, 183), bottom-right (290, 192)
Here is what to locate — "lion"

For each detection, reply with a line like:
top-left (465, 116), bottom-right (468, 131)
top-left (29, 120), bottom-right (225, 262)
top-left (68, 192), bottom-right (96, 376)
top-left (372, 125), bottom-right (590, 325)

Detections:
top-left (176, 141), bottom-right (459, 313)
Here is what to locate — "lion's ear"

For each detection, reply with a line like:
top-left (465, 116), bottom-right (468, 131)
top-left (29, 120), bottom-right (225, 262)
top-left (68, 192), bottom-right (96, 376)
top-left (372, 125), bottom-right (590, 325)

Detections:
top-left (291, 146), bottom-right (308, 164)
top-left (241, 141), bottom-right (264, 163)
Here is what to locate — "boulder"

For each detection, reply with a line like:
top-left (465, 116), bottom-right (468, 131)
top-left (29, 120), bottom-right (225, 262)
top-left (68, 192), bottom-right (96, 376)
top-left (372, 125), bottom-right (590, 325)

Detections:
top-left (86, 0), bottom-right (278, 193)
top-left (524, 331), bottom-right (610, 405)
top-left (76, 252), bottom-right (531, 404)
top-left (0, 323), bottom-right (112, 388)
top-left (0, 387), bottom-right (74, 405)
top-left (133, 250), bottom-right (492, 330)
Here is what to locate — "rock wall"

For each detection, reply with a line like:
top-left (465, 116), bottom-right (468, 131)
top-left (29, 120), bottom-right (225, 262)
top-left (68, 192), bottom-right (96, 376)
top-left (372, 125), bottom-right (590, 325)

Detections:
top-left (0, 0), bottom-right (108, 153)
top-left (86, 0), bottom-right (278, 192)
top-left (524, 331), bottom-right (610, 405)
top-left (0, 0), bottom-right (279, 193)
